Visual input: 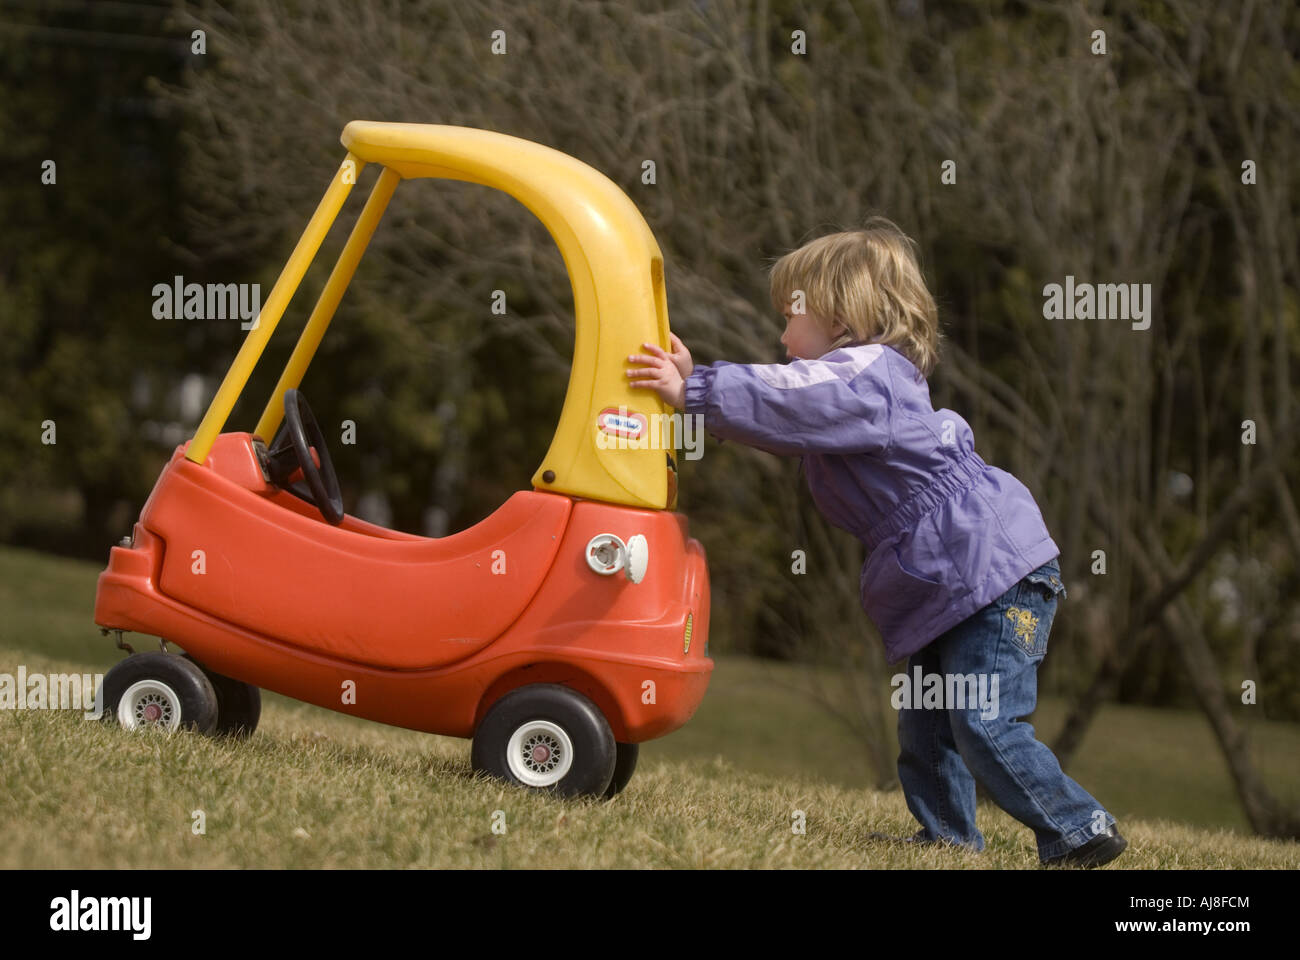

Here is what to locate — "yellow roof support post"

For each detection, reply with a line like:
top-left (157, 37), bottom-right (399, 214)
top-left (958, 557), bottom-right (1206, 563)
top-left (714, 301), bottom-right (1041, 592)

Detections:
top-left (255, 165), bottom-right (401, 442)
top-left (186, 153), bottom-right (365, 464)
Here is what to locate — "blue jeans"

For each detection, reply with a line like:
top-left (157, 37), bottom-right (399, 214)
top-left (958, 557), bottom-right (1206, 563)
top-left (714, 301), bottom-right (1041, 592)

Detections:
top-left (895, 557), bottom-right (1116, 861)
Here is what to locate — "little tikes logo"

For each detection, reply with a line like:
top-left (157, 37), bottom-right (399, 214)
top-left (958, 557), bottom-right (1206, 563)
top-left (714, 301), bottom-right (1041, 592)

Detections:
top-left (50, 890), bottom-right (151, 940)
top-left (597, 407), bottom-right (647, 440)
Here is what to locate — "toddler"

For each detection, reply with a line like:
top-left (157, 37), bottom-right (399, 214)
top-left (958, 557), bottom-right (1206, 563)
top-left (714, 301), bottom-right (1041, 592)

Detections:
top-left (626, 218), bottom-right (1126, 868)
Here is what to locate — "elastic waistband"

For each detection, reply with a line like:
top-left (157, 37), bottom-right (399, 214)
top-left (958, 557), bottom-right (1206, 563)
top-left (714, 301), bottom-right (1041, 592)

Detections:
top-left (864, 450), bottom-right (989, 550)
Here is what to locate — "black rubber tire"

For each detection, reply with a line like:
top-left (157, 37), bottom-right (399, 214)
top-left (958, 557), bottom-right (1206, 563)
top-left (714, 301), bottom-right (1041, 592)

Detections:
top-left (602, 741), bottom-right (639, 799)
top-left (471, 684), bottom-right (616, 799)
top-left (179, 652), bottom-right (261, 738)
top-left (100, 652), bottom-right (218, 734)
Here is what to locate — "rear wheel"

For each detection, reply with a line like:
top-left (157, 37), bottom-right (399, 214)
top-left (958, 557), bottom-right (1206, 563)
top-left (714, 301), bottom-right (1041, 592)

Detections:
top-left (179, 652), bottom-right (261, 738)
top-left (100, 652), bottom-right (218, 734)
top-left (471, 684), bottom-right (616, 799)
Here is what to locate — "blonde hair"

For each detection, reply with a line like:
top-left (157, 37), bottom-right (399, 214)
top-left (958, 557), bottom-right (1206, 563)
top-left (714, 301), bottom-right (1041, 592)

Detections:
top-left (767, 217), bottom-right (942, 379)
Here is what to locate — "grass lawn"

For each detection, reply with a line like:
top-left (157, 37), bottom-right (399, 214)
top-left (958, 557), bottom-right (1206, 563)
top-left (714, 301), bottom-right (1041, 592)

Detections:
top-left (1, 543), bottom-right (1296, 868)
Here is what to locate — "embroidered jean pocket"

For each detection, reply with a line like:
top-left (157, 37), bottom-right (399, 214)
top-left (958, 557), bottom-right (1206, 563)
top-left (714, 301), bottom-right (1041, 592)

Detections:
top-left (1004, 601), bottom-right (1049, 658)
top-left (1005, 564), bottom-right (1064, 659)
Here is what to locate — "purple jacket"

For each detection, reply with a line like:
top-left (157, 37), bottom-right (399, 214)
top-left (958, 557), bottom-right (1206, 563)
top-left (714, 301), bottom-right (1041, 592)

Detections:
top-left (683, 342), bottom-right (1061, 663)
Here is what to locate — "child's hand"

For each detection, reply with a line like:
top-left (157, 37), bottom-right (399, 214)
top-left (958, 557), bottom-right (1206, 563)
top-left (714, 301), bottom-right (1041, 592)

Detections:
top-left (667, 332), bottom-right (694, 378)
top-left (627, 342), bottom-right (686, 410)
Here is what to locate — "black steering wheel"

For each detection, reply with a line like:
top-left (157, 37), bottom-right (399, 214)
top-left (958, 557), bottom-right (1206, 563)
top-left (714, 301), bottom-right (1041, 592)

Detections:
top-left (264, 389), bottom-right (344, 526)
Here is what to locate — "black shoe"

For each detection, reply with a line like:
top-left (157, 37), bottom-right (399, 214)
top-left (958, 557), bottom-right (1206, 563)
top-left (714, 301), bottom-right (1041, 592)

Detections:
top-left (1041, 825), bottom-right (1127, 868)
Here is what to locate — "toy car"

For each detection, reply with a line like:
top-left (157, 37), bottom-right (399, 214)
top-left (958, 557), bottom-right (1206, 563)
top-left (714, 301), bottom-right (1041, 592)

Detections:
top-left (92, 122), bottom-right (712, 799)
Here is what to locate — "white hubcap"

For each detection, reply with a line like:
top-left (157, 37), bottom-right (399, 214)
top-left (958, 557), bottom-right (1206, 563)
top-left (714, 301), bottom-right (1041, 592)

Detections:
top-left (118, 679), bottom-right (182, 731)
top-left (506, 720), bottom-right (574, 787)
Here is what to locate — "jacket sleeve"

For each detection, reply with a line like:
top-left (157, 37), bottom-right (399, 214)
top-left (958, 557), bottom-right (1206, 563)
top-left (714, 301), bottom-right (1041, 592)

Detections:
top-left (682, 345), bottom-right (893, 456)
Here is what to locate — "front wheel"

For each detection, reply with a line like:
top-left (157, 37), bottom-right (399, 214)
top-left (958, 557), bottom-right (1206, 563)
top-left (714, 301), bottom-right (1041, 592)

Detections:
top-left (471, 684), bottom-right (616, 799)
top-left (100, 652), bottom-right (218, 734)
